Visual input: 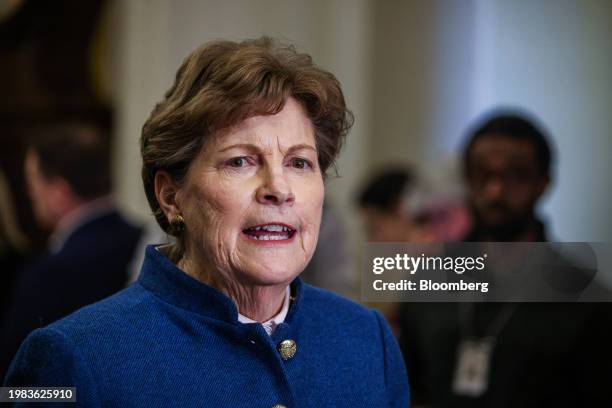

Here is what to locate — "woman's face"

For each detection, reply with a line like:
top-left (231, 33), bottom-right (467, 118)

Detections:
top-left (176, 98), bottom-right (324, 287)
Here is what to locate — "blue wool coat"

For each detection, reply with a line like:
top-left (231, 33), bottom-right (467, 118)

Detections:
top-left (4, 246), bottom-right (410, 407)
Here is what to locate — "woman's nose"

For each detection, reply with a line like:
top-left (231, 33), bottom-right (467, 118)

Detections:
top-left (255, 167), bottom-right (295, 206)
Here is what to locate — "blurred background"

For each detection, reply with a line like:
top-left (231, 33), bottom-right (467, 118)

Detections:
top-left (2, 0), bottom-right (612, 404)
top-left (117, 0), bottom-right (612, 245)
top-left (1, 0), bottom-right (611, 254)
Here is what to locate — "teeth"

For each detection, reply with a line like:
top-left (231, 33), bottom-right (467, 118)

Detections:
top-left (246, 224), bottom-right (294, 233)
top-left (253, 234), bottom-right (289, 241)
top-left (248, 225), bottom-right (292, 232)
top-left (262, 225), bottom-right (283, 232)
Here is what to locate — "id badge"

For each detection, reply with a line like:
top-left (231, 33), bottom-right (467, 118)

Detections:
top-left (452, 338), bottom-right (494, 397)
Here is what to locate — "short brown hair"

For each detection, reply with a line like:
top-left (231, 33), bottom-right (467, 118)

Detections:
top-left (141, 37), bottom-right (353, 236)
top-left (28, 123), bottom-right (111, 199)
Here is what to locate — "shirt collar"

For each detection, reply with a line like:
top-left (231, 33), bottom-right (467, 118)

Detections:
top-left (237, 286), bottom-right (291, 336)
top-left (49, 195), bottom-right (116, 253)
top-left (137, 245), bottom-right (302, 325)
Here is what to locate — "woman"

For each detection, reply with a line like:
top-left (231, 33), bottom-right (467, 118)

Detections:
top-left (5, 37), bottom-right (409, 407)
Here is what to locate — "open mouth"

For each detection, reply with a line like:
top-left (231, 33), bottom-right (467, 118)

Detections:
top-left (242, 223), bottom-right (296, 241)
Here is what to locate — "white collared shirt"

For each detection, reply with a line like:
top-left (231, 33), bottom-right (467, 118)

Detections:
top-left (237, 286), bottom-right (291, 336)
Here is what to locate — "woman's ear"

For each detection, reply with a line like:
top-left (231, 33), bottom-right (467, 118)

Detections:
top-left (154, 171), bottom-right (181, 219)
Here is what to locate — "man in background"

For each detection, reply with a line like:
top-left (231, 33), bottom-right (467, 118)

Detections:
top-left (1, 124), bottom-right (142, 379)
top-left (462, 114), bottom-right (551, 242)
top-left (358, 168), bottom-right (430, 243)
top-left (399, 112), bottom-right (612, 407)
top-left (358, 166), bottom-right (470, 244)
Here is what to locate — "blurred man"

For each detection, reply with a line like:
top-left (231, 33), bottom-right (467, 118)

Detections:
top-left (358, 168), bottom-right (430, 243)
top-left (358, 167), bottom-right (470, 244)
top-left (463, 114), bottom-right (551, 242)
top-left (357, 168), bottom-right (439, 339)
top-left (398, 112), bottom-right (612, 408)
top-left (1, 124), bottom-right (141, 379)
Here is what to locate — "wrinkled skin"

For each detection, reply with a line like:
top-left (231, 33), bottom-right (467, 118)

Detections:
top-left (156, 98), bottom-right (324, 320)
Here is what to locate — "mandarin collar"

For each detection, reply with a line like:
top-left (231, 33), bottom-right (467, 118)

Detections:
top-left (137, 245), bottom-right (302, 324)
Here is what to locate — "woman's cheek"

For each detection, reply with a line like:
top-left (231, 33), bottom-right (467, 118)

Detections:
top-left (300, 205), bottom-right (322, 256)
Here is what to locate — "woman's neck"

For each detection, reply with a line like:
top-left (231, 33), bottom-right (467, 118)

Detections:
top-left (177, 253), bottom-right (288, 322)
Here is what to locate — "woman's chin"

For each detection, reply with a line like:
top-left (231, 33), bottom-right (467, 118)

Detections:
top-left (237, 261), bottom-right (303, 287)
top-left (231, 234), bottom-right (313, 285)
top-left (238, 234), bottom-right (309, 258)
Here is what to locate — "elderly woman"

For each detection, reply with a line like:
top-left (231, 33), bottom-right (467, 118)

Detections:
top-left (5, 38), bottom-right (409, 407)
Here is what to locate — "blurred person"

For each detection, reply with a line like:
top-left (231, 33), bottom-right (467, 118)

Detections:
top-left (357, 167), bottom-right (439, 402)
top-left (358, 167), bottom-right (433, 243)
top-left (4, 38), bottom-right (409, 407)
top-left (0, 124), bottom-right (142, 379)
top-left (358, 166), bottom-right (470, 244)
top-left (356, 168), bottom-right (439, 338)
top-left (398, 111), bottom-right (612, 407)
top-left (411, 158), bottom-right (472, 242)
top-left (463, 114), bottom-right (552, 242)
top-left (357, 166), bottom-right (469, 407)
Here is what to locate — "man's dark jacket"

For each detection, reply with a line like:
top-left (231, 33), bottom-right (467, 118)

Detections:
top-left (1, 210), bottom-right (141, 379)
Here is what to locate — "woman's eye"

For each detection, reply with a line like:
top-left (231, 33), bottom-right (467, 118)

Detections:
top-left (291, 158), bottom-right (312, 170)
top-left (227, 157), bottom-right (250, 168)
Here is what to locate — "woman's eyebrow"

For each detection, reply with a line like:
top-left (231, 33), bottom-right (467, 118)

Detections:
top-left (286, 144), bottom-right (317, 154)
top-left (217, 143), bottom-right (317, 154)
top-left (217, 143), bottom-right (261, 153)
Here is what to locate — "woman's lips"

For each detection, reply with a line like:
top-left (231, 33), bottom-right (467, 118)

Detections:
top-left (242, 223), bottom-right (296, 243)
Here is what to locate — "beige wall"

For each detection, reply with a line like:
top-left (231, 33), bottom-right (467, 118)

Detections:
top-left (113, 0), bottom-right (612, 243)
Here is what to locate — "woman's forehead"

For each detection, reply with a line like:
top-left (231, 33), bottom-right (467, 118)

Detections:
top-left (211, 99), bottom-right (316, 153)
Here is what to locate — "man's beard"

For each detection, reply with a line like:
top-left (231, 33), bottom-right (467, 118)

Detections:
top-left (471, 203), bottom-right (536, 241)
